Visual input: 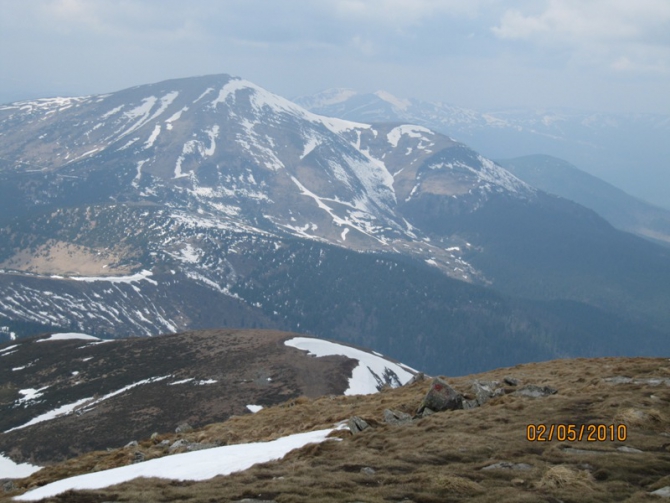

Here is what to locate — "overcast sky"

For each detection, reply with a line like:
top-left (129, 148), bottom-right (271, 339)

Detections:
top-left (1, 0), bottom-right (669, 114)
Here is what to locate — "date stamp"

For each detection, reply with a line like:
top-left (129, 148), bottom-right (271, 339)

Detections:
top-left (526, 424), bottom-right (627, 442)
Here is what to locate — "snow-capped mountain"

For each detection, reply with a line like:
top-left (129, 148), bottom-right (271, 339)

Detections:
top-left (0, 74), bottom-right (530, 273)
top-left (295, 89), bottom-right (670, 211)
top-left (1, 74), bottom-right (670, 375)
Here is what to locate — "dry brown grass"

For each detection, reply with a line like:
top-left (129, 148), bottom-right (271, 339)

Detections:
top-left (4, 356), bottom-right (670, 502)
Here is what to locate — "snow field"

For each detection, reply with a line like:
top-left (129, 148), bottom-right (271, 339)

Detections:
top-left (15, 428), bottom-right (339, 501)
top-left (284, 337), bottom-right (414, 395)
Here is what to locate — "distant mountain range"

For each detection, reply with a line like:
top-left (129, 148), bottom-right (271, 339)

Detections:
top-left (497, 154), bottom-right (670, 246)
top-left (295, 89), bottom-right (670, 211)
top-left (0, 74), bottom-right (669, 376)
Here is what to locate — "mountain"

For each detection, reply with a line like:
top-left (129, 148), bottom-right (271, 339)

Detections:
top-left (1, 74), bottom-right (670, 376)
top-left (5, 354), bottom-right (670, 501)
top-left (496, 155), bottom-right (670, 246)
top-left (0, 330), bottom-right (415, 465)
top-left (295, 89), bottom-right (670, 211)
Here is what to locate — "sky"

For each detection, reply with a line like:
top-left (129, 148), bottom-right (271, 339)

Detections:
top-left (1, 0), bottom-right (670, 114)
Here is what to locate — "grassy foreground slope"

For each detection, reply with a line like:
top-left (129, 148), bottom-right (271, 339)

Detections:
top-left (5, 356), bottom-right (670, 502)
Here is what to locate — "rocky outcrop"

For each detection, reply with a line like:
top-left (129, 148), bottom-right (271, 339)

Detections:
top-left (417, 377), bottom-right (463, 415)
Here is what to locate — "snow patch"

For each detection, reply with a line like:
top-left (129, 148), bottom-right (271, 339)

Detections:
top-left (386, 125), bottom-right (433, 148)
top-left (38, 333), bottom-right (99, 342)
top-left (246, 405), bottom-right (263, 413)
top-left (144, 124), bottom-right (161, 149)
top-left (374, 90), bottom-right (411, 111)
top-left (284, 337), bottom-right (414, 395)
top-left (0, 454), bottom-right (42, 479)
top-left (67, 270), bottom-right (157, 285)
top-left (5, 376), bottom-right (170, 433)
top-left (15, 428), bottom-right (337, 501)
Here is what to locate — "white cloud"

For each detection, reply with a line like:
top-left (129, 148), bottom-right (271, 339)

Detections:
top-left (332, 0), bottom-right (485, 26)
top-left (492, 0), bottom-right (670, 73)
top-left (493, 0), bottom-right (670, 43)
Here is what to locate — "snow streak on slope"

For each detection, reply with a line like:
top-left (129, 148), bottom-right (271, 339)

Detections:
top-left (16, 428), bottom-right (339, 501)
top-left (5, 376), bottom-right (170, 433)
top-left (284, 337), bottom-right (414, 395)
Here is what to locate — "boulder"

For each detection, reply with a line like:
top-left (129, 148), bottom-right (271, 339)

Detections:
top-left (348, 416), bottom-right (370, 434)
top-left (169, 439), bottom-right (189, 452)
top-left (383, 409), bottom-right (412, 426)
top-left (503, 376), bottom-right (519, 386)
top-left (514, 385), bottom-right (557, 398)
top-left (418, 377), bottom-right (463, 413)
top-left (406, 372), bottom-right (426, 385)
top-left (472, 380), bottom-right (505, 405)
top-left (175, 422), bottom-right (193, 433)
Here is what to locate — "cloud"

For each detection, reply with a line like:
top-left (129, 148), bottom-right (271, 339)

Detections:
top-left (491, 0), bottom-right (670, 74)
top-left (492, 0), bottom-right (670, 43)
top-left (331, 0), bottom-right (484, 26)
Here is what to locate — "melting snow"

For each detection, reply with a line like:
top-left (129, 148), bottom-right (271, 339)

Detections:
top-left (67, 270), bottom-right (157, 285)
top-left (0, 344), bottom-right (18, 353)
top-left (0, 454), bottom-right (42, 479)
top-left (301, 136), bottom-right (320, 159)
top-left (284, 337), bottom-right (414, 395)
top-left (5, 376), bottom-right (170, 433)
top-left (144, 124), bottom-right (161, 149)
top-left (374, 90), bottom-right (411, 111)
top-left (168, 378), bottom-right (194, 386)
top-left (37, 333), bottom-right (100, 342)
top-left (246, 405), bottom-right (263, 413)
top-left (16, 386), bottom-right (49, 404)
top-left (15, 428), bottom-right (338, 501)
top-left (386, 125), bottom-right (433, 148)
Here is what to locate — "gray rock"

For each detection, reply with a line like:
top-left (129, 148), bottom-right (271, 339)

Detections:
top-left (503, 376), bottom-right (519, 386)
top-left (133, 451), bottom-right (145, 463)
top-left (159, 439), bottom-right (171, 447)
top-left (617, 446), bottom-right (643, 453)
top-left (462, 399), bottom-right (479, 410)
top-left (175, 422), bottom-right (193, 433)
top-left (2, 479), bottom-right (15, 493)
top-left (169, 439), bottom-right (189, 452)
top-left (481, 461), bottom-right (532, 471)
top-left (348, 416), bottom-right (370, 434)
top-left (383, 409), bottom-right (412, 426)
top-left (418, 377), bottom-right (463, 413)
top-left (124, 440), bottom-right (138, 448)
top-left (472, 380), bottom-right (504, 405)
top-left (418, 407), bottom-right (435, 418)
top-left (514, 385), bottom-right (557, 398)
top-left (150, 432), bottom-right (159, 440)
top-left (188, 442), bottom-right (219, 451)
top-left (406, 372), bottom-right (426, 385)
top-left (360, 467), bottom-right (376, 475)
top-left (651, 486), bottom-right (670, 498)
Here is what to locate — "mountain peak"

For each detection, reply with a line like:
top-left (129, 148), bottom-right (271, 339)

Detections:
top-left (373, 90), bottom-right (411, 111)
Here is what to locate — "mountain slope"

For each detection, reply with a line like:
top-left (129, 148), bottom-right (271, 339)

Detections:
top-left (6, 355), bottom-right (670, 502)
top-left (296, 89), bottom-right (670, 211)
top-left (0, 330), bottom-right (414, 465)
top-left (1, 74), bottom-right (669, 376)
top-left (497, 154), bottom-right (670, 246)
